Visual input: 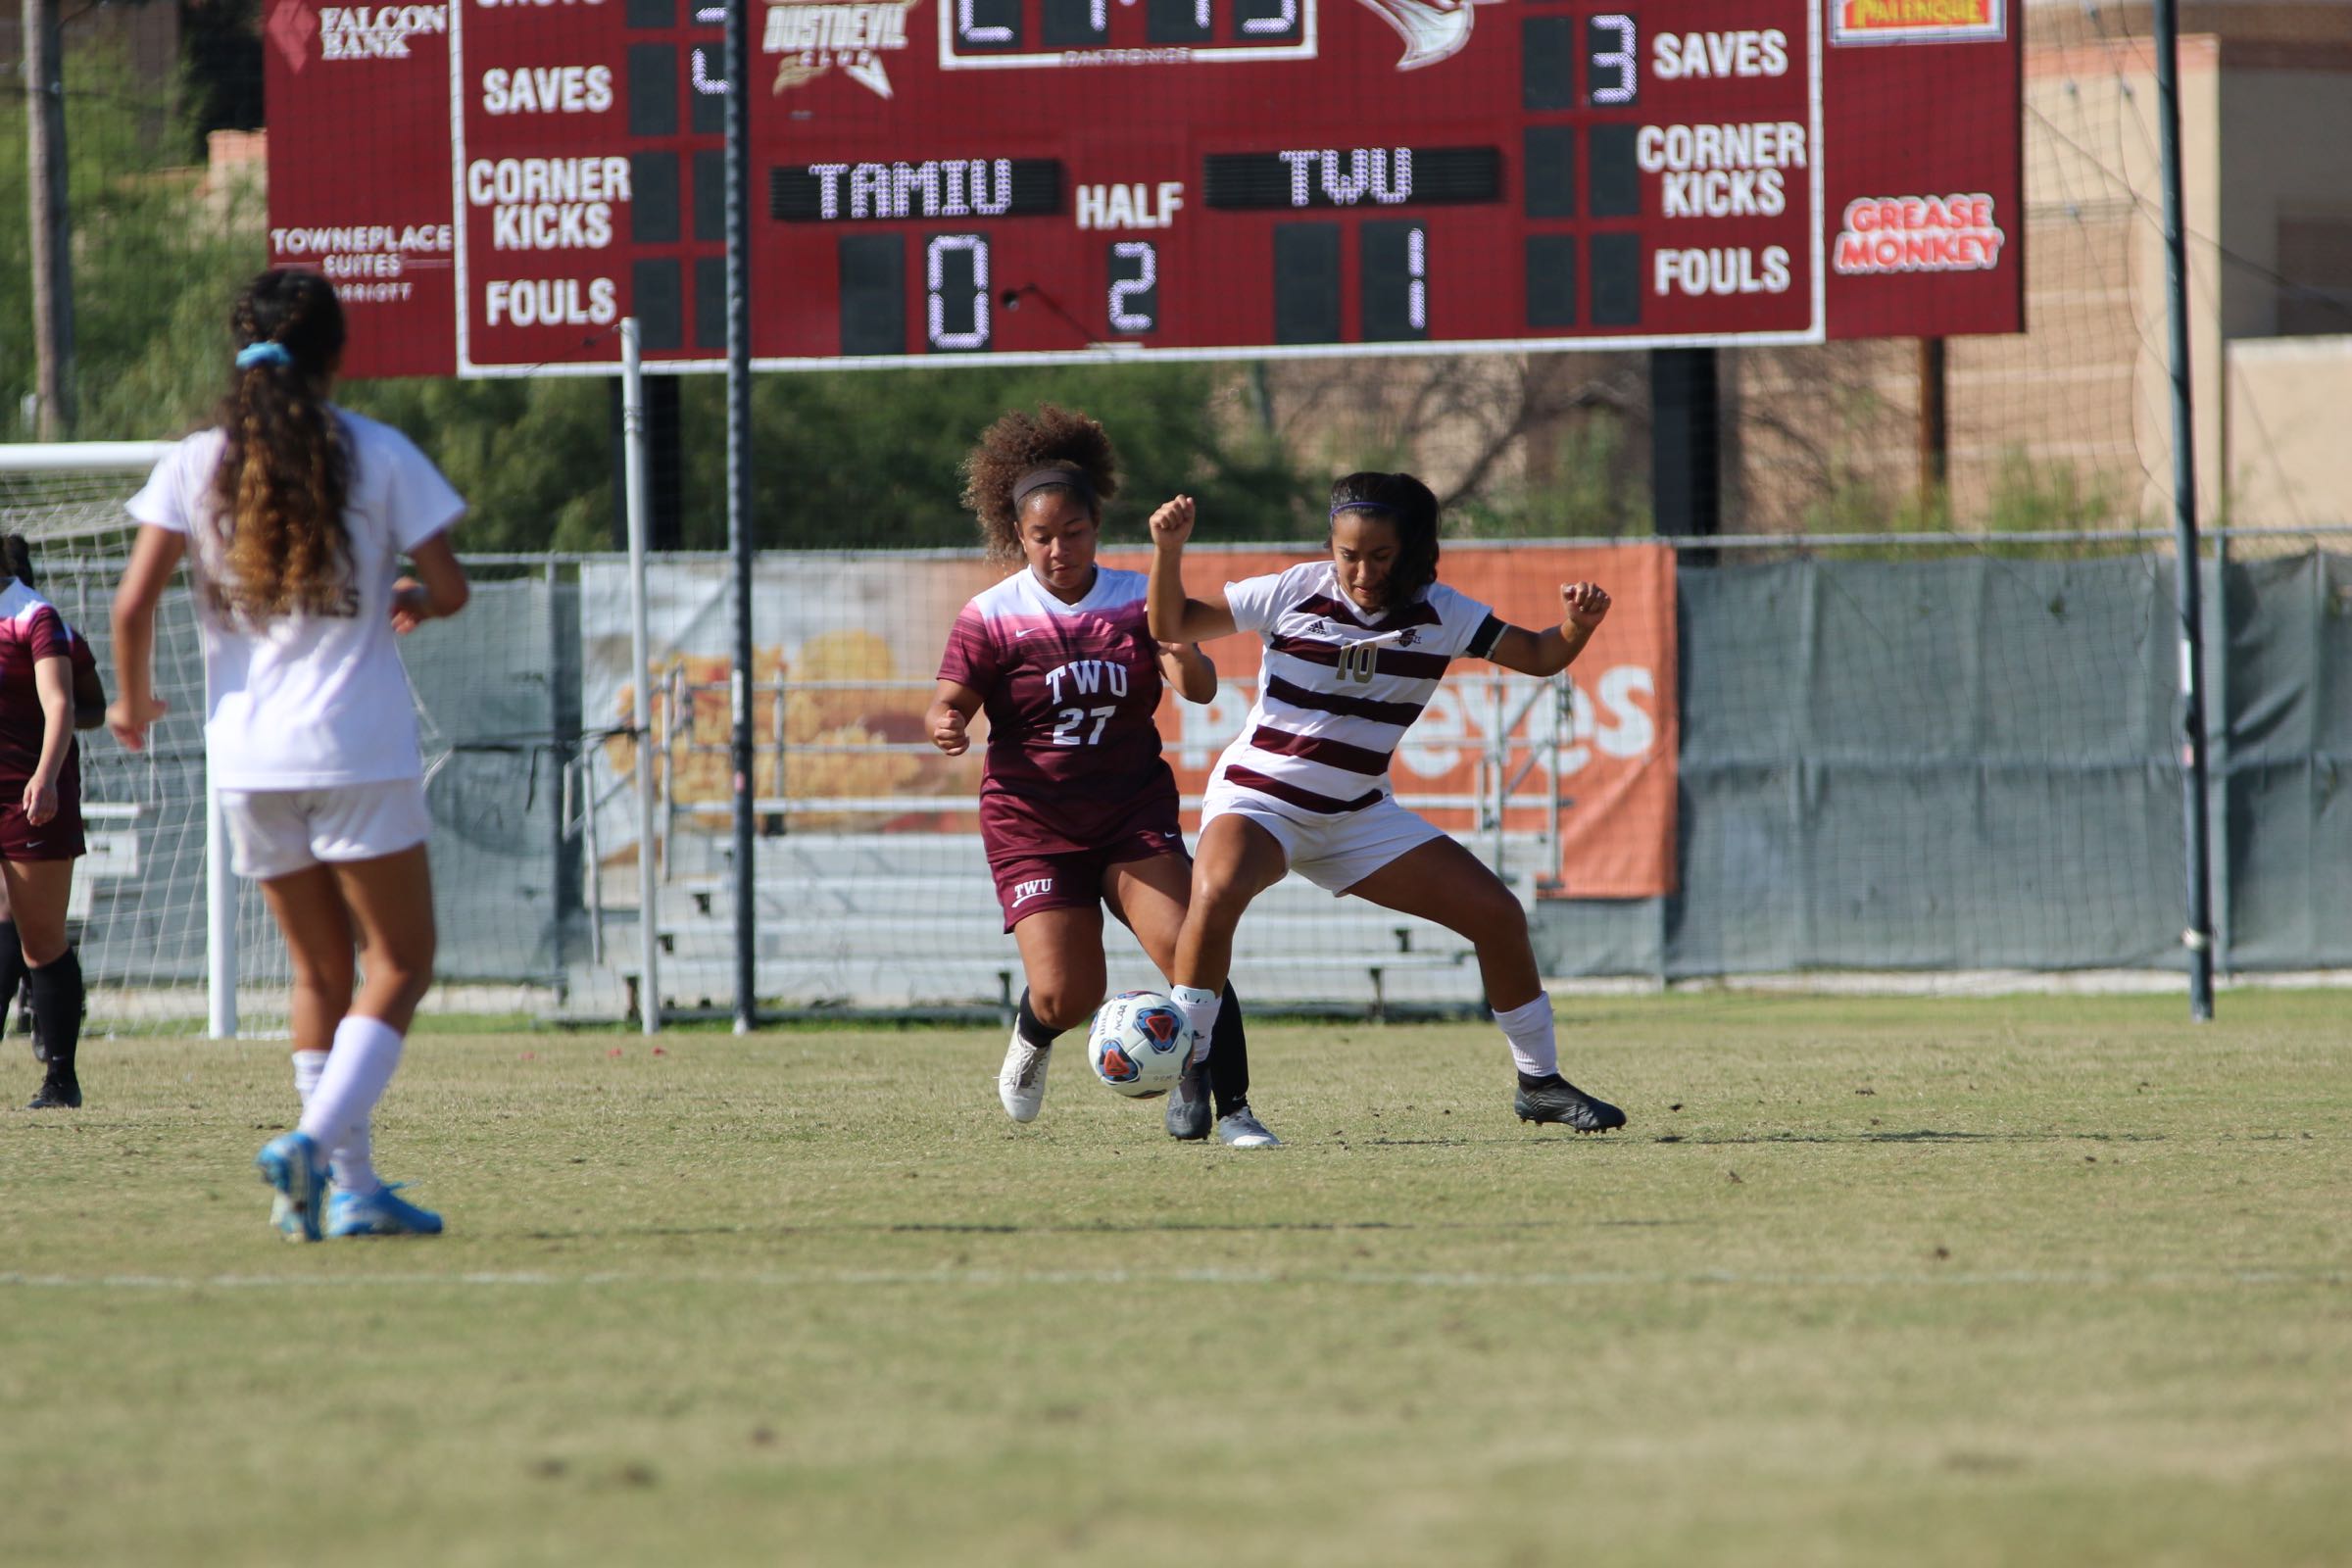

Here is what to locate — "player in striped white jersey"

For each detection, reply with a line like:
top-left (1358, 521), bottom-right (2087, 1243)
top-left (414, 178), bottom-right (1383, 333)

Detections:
top-left (1146, 471), bottom-right (1627, 1133)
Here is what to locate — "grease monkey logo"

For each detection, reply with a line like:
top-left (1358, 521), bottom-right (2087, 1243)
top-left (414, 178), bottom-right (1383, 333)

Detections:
top-left (763, 0), bottom-right (919, 99)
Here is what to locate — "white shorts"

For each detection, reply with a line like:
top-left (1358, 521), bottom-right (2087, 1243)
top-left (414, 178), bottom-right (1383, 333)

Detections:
top-left (1200, 778), bottom-right (1446, 895)
top-left (220, 780), bottom-right (432, 882)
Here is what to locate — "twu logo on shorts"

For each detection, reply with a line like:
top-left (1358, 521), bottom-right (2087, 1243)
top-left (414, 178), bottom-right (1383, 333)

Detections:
top-left (1010, 878), bottom-right (1054, 906)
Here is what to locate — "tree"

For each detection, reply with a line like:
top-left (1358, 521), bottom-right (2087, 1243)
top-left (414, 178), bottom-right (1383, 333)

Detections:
top-left (348, 362), bottom-right (1319, 554)
top-left (0, 40), bottom-right (265, 440)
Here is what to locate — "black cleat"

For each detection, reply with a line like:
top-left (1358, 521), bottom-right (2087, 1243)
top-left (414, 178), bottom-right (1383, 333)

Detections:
top-left (25, 1071), bottom-right (80, 1110)
top-left (1514, 1073), bottom-right (1625, 1133)
top-left (1164, 1058), bottom-right (1212, 1141)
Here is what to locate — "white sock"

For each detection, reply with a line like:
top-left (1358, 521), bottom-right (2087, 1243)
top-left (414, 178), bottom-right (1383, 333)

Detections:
top-left (1170, 984), bottom-right (1222, 1065)
top-left (332, 1120), bottom-right (379, 1198)
top-left (292, 1050), bottom-right (327, 1105)
top-left (294, 1050), bottom-right (378, 1194)
top-left (299, 1015), bottom-right (404, 1195)
top-left (1493, 993), bottom-right (1559, 1078)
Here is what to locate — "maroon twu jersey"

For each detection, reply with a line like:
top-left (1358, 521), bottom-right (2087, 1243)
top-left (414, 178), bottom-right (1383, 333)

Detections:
top-left (0, 579), bottom-right (79, 792)
top-left (937, 566), bottom-right (1180, 856)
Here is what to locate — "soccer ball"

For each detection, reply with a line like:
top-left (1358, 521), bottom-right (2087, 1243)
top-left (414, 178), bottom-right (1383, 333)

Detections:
top-left (1086, 990), bottom-right (1190, 1100)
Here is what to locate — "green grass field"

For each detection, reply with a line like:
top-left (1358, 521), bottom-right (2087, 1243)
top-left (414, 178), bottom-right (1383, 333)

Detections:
top-left (3, 991), bottom-right (2348, 1567)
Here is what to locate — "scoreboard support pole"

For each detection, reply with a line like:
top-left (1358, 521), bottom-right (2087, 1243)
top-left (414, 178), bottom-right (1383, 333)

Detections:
top-left (1918, 338), bottom-right (1948, 512)
top-left (725, 0), bottom-right (760, 1034)
top-left (2153, 0), bottom-right (2217, 1021)
top-left (1649, 349), bottom-right (1721, 557)
top-left (609, 378), bottom-right (683, 551)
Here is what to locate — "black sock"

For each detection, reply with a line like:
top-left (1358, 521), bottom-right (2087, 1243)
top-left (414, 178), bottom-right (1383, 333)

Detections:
top-left (1015, 988), bottom-right (1063, 1050)
top-left (0, 921), bottom-right (24, 1036)
top-left (1209, 982), bottom-right (1250, 1117)
top-left (27, 948), bottom-right (80, 1074)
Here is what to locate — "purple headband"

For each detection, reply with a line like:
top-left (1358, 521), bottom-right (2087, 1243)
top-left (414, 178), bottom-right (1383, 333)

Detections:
top-left (1012, 466), bottom-right (1097, 511)
top-left (1330, 500), bottom-right (1396, 519)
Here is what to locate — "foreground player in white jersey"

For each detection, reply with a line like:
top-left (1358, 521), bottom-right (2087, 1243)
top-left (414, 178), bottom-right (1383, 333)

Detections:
top-left (112, 270), bottom-right (471, 1239)
top-left (1147, 471), bottom-right (1627, 1132)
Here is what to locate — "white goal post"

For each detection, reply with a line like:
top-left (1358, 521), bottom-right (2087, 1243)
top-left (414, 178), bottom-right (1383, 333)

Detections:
top-left (0, 439), bottom-right (244, 1037)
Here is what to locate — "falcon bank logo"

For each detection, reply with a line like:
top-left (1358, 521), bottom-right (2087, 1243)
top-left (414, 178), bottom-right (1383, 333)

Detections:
top-left (763, 0), bottom-right (918, 99)
top-left (268, 0), bottom-right (447, 70)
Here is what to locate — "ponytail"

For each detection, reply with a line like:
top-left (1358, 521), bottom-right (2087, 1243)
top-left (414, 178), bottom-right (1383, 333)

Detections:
top-left (211, 270), bottom-right (352, 621)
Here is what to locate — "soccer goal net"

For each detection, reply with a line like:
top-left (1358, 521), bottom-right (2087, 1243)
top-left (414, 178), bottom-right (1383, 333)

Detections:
top-left (0, 445), bottom-right (607, 1035)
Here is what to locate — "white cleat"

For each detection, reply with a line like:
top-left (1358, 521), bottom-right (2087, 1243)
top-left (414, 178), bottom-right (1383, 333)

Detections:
top-left (1216, 1106), bottom-right (1281, 1148)
top-left (998, 1028), bottom-right (1051, 1123)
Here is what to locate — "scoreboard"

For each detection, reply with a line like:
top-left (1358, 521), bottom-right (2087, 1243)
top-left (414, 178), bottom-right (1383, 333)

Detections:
top-left (263, 0), bottom-right (2019, 377)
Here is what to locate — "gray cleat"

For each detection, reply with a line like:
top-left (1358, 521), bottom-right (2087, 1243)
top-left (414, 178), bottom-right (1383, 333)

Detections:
top-left (1165, 1058), bottom-right (1212, 1141)
top-left (1215, 1106), bottom-right (1280, 1148)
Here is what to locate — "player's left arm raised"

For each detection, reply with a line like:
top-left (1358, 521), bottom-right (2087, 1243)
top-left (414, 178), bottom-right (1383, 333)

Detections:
top-left (1157, 641), bottom-right (1217, 704)
top-left (1483, 581), bottom-right (1611, 677)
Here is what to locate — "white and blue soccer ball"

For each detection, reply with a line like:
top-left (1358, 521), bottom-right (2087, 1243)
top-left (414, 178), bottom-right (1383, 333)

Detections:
top-left (1087, 990), bottom-right (1190, 1100)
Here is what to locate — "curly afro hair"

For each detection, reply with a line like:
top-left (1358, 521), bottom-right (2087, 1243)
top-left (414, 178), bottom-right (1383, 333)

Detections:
top-left (958, 405), bottom-right (1120, 565)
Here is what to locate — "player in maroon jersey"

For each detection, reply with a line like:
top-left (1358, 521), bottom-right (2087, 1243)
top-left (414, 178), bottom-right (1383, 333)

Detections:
top-left (0, 534), bottom-right (94, 1108)
top-left (927, 407), bottom-right (1276, 1146)
top-left (0, 536), bottom-right (105, 1073)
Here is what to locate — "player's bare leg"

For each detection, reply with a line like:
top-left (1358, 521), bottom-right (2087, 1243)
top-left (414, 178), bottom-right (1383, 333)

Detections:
top-left (1107, 854), bottom-right (1268, 1143)
top-left (1170, 814), bottom-right (1290, 1001)
top-left (1000, 905), bottom-right (1104, 1122)
top-left (271, 846), bottom-right (445, 1238)
top-left (1347, 837), bottom-right (1625, 1133)
top-left (259, 864), bottom-right (357, 1049)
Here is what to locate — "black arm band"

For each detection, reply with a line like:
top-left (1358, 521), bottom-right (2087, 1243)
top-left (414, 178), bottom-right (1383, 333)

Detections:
top-left (1466, 613), bottom-right (1505, 660)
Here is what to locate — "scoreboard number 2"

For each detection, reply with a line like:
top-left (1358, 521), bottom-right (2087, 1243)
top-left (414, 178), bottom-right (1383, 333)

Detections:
top-left (1108, 241), bottom-right (1158, 334)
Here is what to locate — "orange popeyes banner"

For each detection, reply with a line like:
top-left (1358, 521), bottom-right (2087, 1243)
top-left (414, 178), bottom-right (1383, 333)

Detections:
top-left (584, 542), bottom-right (1678, 900)
top-left (1100, 542), bottom-right (1679, 899)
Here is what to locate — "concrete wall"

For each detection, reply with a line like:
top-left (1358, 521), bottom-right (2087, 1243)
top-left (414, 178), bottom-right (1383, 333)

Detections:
top-left (2226, 335), bottom-right (2352, 525)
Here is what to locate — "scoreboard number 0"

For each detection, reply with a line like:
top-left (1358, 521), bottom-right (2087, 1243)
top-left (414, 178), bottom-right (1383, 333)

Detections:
top-left (927, 233), bottom-right (992, 351)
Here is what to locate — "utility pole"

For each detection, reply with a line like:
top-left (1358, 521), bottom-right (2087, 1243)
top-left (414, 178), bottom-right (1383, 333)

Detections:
top-left (24, 0), bottom-right (76, 438)
top-left (2152, 0), bottom-right (2216, 1020)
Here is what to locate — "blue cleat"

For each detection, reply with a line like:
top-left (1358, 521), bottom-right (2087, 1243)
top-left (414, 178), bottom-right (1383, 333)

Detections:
top-left (326, 1184), bottom-right (444, 1238)
top-left (256, 1132), bottom-right (327, 1243)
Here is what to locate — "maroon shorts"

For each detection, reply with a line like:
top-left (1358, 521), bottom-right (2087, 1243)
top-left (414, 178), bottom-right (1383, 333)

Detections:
top-left (987, 812), bottom-right (1188, 932)
top-left (0, 793), bottom-right (84, 861)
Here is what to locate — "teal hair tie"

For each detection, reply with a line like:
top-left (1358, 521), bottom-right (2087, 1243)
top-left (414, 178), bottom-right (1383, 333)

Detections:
top-left (235, 341), bottom-right (294, 370)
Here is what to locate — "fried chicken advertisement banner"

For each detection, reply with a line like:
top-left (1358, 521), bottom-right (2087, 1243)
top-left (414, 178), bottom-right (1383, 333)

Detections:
top-left (581, 542), bottom-right (1677, 900)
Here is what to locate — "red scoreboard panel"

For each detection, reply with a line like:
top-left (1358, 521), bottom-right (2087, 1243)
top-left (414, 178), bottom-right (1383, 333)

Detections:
top-left (262, 0), bottom-right (2020, 377)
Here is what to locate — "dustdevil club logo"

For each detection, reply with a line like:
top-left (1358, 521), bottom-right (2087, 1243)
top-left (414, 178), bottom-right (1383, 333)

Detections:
top-left (1353, 0), bottom-right (1504, 71)
top-left (764, 0), bottom-right (917, 98)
